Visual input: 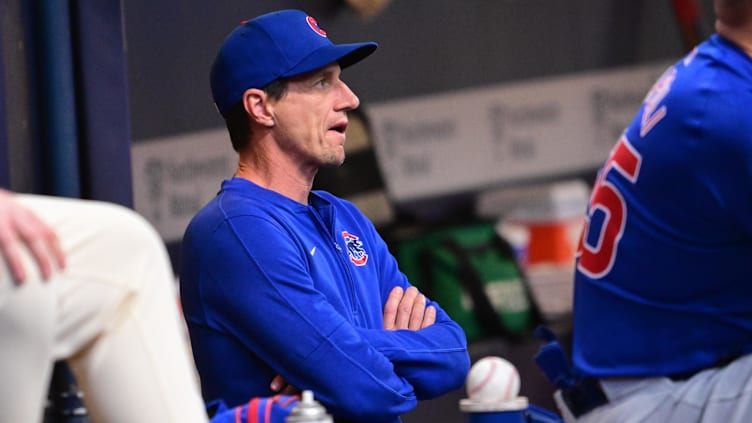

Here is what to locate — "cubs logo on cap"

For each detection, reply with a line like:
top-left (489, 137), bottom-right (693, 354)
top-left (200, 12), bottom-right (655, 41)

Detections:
top-left (306, 16), bottom-right (327, 37)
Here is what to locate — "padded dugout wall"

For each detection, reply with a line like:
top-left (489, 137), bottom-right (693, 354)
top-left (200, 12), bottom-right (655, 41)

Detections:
top-left (0, 0), bottom-right (132, 206)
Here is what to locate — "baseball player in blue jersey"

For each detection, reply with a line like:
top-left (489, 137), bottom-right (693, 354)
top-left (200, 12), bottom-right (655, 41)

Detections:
top-left (180, 9), bottom-right (470, 423)
top-left (545, 0), bottom-right (752, 421)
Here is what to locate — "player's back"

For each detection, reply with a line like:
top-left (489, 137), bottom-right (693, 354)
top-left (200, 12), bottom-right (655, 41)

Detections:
top-left (572, 33), bottom-right (752, 379)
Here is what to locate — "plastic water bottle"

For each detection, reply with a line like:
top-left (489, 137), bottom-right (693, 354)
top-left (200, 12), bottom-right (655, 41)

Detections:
top-left (285, 390), bottom-right (333, 423)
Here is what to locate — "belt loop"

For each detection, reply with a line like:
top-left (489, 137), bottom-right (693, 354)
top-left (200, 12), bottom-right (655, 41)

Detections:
top-left (560, 377), bottom-right (609, 418)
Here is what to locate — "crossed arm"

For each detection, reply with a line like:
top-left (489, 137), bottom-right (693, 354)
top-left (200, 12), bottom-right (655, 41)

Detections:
top-left (270, 285), bottom-right (436, 394)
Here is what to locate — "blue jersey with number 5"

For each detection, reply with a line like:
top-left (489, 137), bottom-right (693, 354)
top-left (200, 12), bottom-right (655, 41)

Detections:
top-left (572, 34), bottom-right (752, 378)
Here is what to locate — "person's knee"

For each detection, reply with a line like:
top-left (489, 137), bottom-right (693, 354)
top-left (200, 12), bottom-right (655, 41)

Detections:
top-left (89, 202), bottom-right (167, 259)
top-left (62, 201), bottom-right (172, 296)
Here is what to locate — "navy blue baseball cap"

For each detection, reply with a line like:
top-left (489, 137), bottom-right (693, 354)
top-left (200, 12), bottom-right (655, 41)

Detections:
top-left (210, 9), bottom-right (378, 116)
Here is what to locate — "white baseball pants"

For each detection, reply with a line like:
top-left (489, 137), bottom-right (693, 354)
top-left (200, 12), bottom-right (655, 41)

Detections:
top-left (0, 194), bottom-right (208, 423)
top-left (556, 353), bottom-right (752, 423)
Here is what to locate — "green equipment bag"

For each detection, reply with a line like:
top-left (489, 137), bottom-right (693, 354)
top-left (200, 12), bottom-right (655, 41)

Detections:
top-left (394, 221), bottom-right (543, 343)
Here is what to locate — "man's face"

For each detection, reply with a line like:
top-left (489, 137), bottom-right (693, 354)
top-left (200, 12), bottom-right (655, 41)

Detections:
top-left (269, 63), bottom-right (360, 170)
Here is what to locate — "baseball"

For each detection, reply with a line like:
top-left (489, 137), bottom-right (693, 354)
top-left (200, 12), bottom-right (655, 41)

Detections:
top-left (465, 356), bottom-right (520, 403)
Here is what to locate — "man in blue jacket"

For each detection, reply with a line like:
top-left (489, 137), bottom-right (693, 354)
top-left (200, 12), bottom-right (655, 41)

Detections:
top-left (180, 9), bottom-right (470, 423)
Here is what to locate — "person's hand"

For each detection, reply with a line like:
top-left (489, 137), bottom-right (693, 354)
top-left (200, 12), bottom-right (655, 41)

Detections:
top-left (0, 189), bottom-right (65, 283)
top-left (383, 286), bottom-right (436, 331)
top-left (269, 374), bottom-right (301, 395)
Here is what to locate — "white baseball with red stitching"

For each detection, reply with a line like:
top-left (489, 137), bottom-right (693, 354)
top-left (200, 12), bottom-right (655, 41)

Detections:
top-left (465, 356), bottom-right (520, 403)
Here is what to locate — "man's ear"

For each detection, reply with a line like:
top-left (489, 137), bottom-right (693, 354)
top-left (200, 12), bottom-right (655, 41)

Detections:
top-left (242, 88), bottom-right (274, 127)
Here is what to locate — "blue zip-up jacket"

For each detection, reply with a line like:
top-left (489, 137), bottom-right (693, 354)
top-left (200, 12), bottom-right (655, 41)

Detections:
top-left (181, 177), bottom-right (470, 423)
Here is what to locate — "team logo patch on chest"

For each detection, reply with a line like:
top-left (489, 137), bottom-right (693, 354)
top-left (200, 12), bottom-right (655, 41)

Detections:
top-left (342, 231), bottom-right (368, 266)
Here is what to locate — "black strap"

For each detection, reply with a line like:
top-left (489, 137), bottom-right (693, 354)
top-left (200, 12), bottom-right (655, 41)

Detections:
top-left (437, 237), bottom-right (514, 340)
top-left (487, 233), bottom-right (546, 326)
